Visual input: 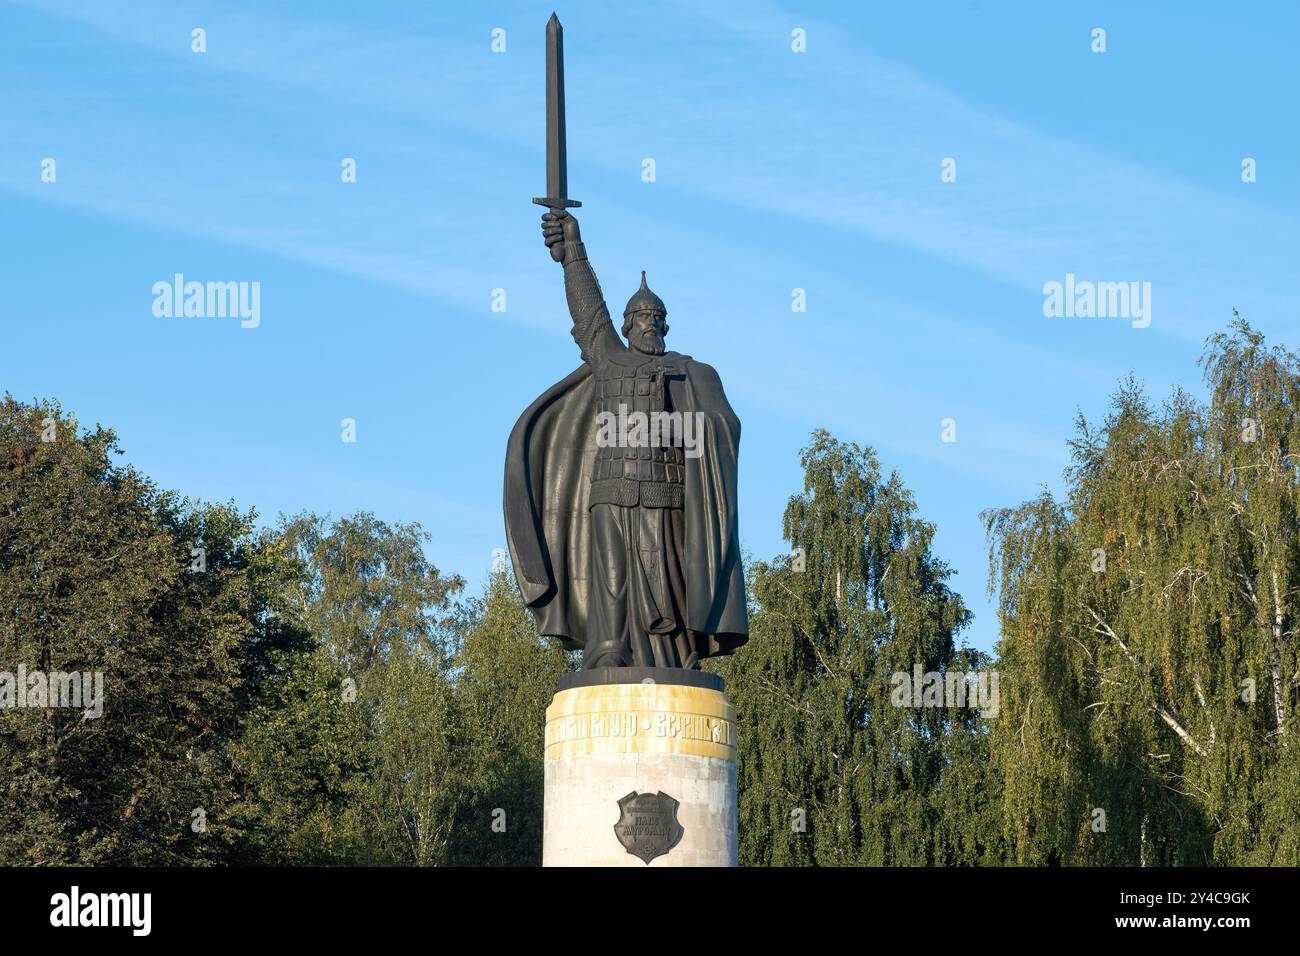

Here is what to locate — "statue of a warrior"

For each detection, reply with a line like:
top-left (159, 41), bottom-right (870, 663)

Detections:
top-left (503, 210), bottom-right (748, 669)
top-left (503, 15), bottom-right (747, 670)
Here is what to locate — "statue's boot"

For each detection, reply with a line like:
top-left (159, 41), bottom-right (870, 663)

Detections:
top-left (584, 639), bottom-right (629, 669)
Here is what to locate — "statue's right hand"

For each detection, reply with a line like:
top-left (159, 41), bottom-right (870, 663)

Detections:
top-left (541, 211), bottom-right (579, 262)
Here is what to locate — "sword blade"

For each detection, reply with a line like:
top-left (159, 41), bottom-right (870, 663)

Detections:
top-left (532, 13), bottom-right (580, 214)
top-left (545, 13), bottom-right (567, 201)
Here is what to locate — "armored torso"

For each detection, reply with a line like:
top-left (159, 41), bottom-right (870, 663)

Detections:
top-left (590, 352), bottom-right (685, 509)
top-left (561, 246), bottom-right (687, 510)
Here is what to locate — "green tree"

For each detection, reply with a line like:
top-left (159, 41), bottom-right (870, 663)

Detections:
top-left (0, 395), bottom-right (282, 864)
top-left (354, 643), bottom-right (465, 865)
top-left (229, 646), bottom-right (371, 865)
top-left (449, 567), bottom-right (570, 865)
top-left (249, 511), bottom-right (467, 865)
top-left (718, 430), bottom-right (999, 866)
top-left (984, 318), bottom-right (1299, 866)
top-left (277, 512), bottom-right (463, 673)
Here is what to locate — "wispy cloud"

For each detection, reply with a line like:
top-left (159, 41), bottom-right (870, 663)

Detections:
top-left (6, 0), bottom-right (1293, 350)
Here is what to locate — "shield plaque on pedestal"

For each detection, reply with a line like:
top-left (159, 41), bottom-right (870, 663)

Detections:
top-left (613, 791), bottom-right (684, 864)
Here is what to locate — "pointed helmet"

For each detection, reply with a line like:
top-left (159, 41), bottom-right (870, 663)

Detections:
top-left (623, 271), bottom-right (667, 318)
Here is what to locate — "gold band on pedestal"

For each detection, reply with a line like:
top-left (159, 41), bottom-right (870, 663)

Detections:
top-left (544, 683), bottom-right (737, 761)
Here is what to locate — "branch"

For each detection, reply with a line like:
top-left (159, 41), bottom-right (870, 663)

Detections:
top-left (1081, 603), bottom-right (1210, 758)
top-left (1152, 702), bottom-right (1208, 758)
top-left (1193, 673), bottom-right (1216, 748)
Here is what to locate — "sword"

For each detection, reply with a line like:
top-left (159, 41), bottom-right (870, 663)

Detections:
top-left (532, 12), bottom-right (581, 261)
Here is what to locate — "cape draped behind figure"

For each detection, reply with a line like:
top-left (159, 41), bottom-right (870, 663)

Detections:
top-left (503, 353), bottom-right (748, 663)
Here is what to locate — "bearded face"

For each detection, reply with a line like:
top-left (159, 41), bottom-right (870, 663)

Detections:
top-left (627, 309), bottom-right (668, 355)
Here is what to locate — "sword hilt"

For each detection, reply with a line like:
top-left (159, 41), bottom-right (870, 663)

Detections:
top-left (533, 196), bottom-right (582, 260)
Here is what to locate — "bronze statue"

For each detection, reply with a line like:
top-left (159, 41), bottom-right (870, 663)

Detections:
top-left (504, 15), bottom-right (747, 670)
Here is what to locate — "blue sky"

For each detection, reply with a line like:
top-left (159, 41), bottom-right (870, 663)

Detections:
top-left (2, 0), bottom-right (1297, 653)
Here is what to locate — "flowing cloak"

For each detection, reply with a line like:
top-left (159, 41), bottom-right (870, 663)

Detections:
top-left (504, 352), bottom-right (748, 659)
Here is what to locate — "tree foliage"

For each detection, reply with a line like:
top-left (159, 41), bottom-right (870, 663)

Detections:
top-left (984, 318), bottom-right (1300, 865)
top-left (3, 318), bottom-right (1296, 867)
top-left (0, 396), bottom-right (290, 863)
top-left (717, 430), bottom-right (1003, 865)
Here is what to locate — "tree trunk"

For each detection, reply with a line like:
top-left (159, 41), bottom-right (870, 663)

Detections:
top-left (1270, 568), bottom-right (1287, 737)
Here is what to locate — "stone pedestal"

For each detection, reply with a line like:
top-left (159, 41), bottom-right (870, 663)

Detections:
top-left (542, 668), bottom-right (737, 866)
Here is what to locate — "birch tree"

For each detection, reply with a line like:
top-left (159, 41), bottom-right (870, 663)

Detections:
top-left (985, 319), bottom-right (1299, 865)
